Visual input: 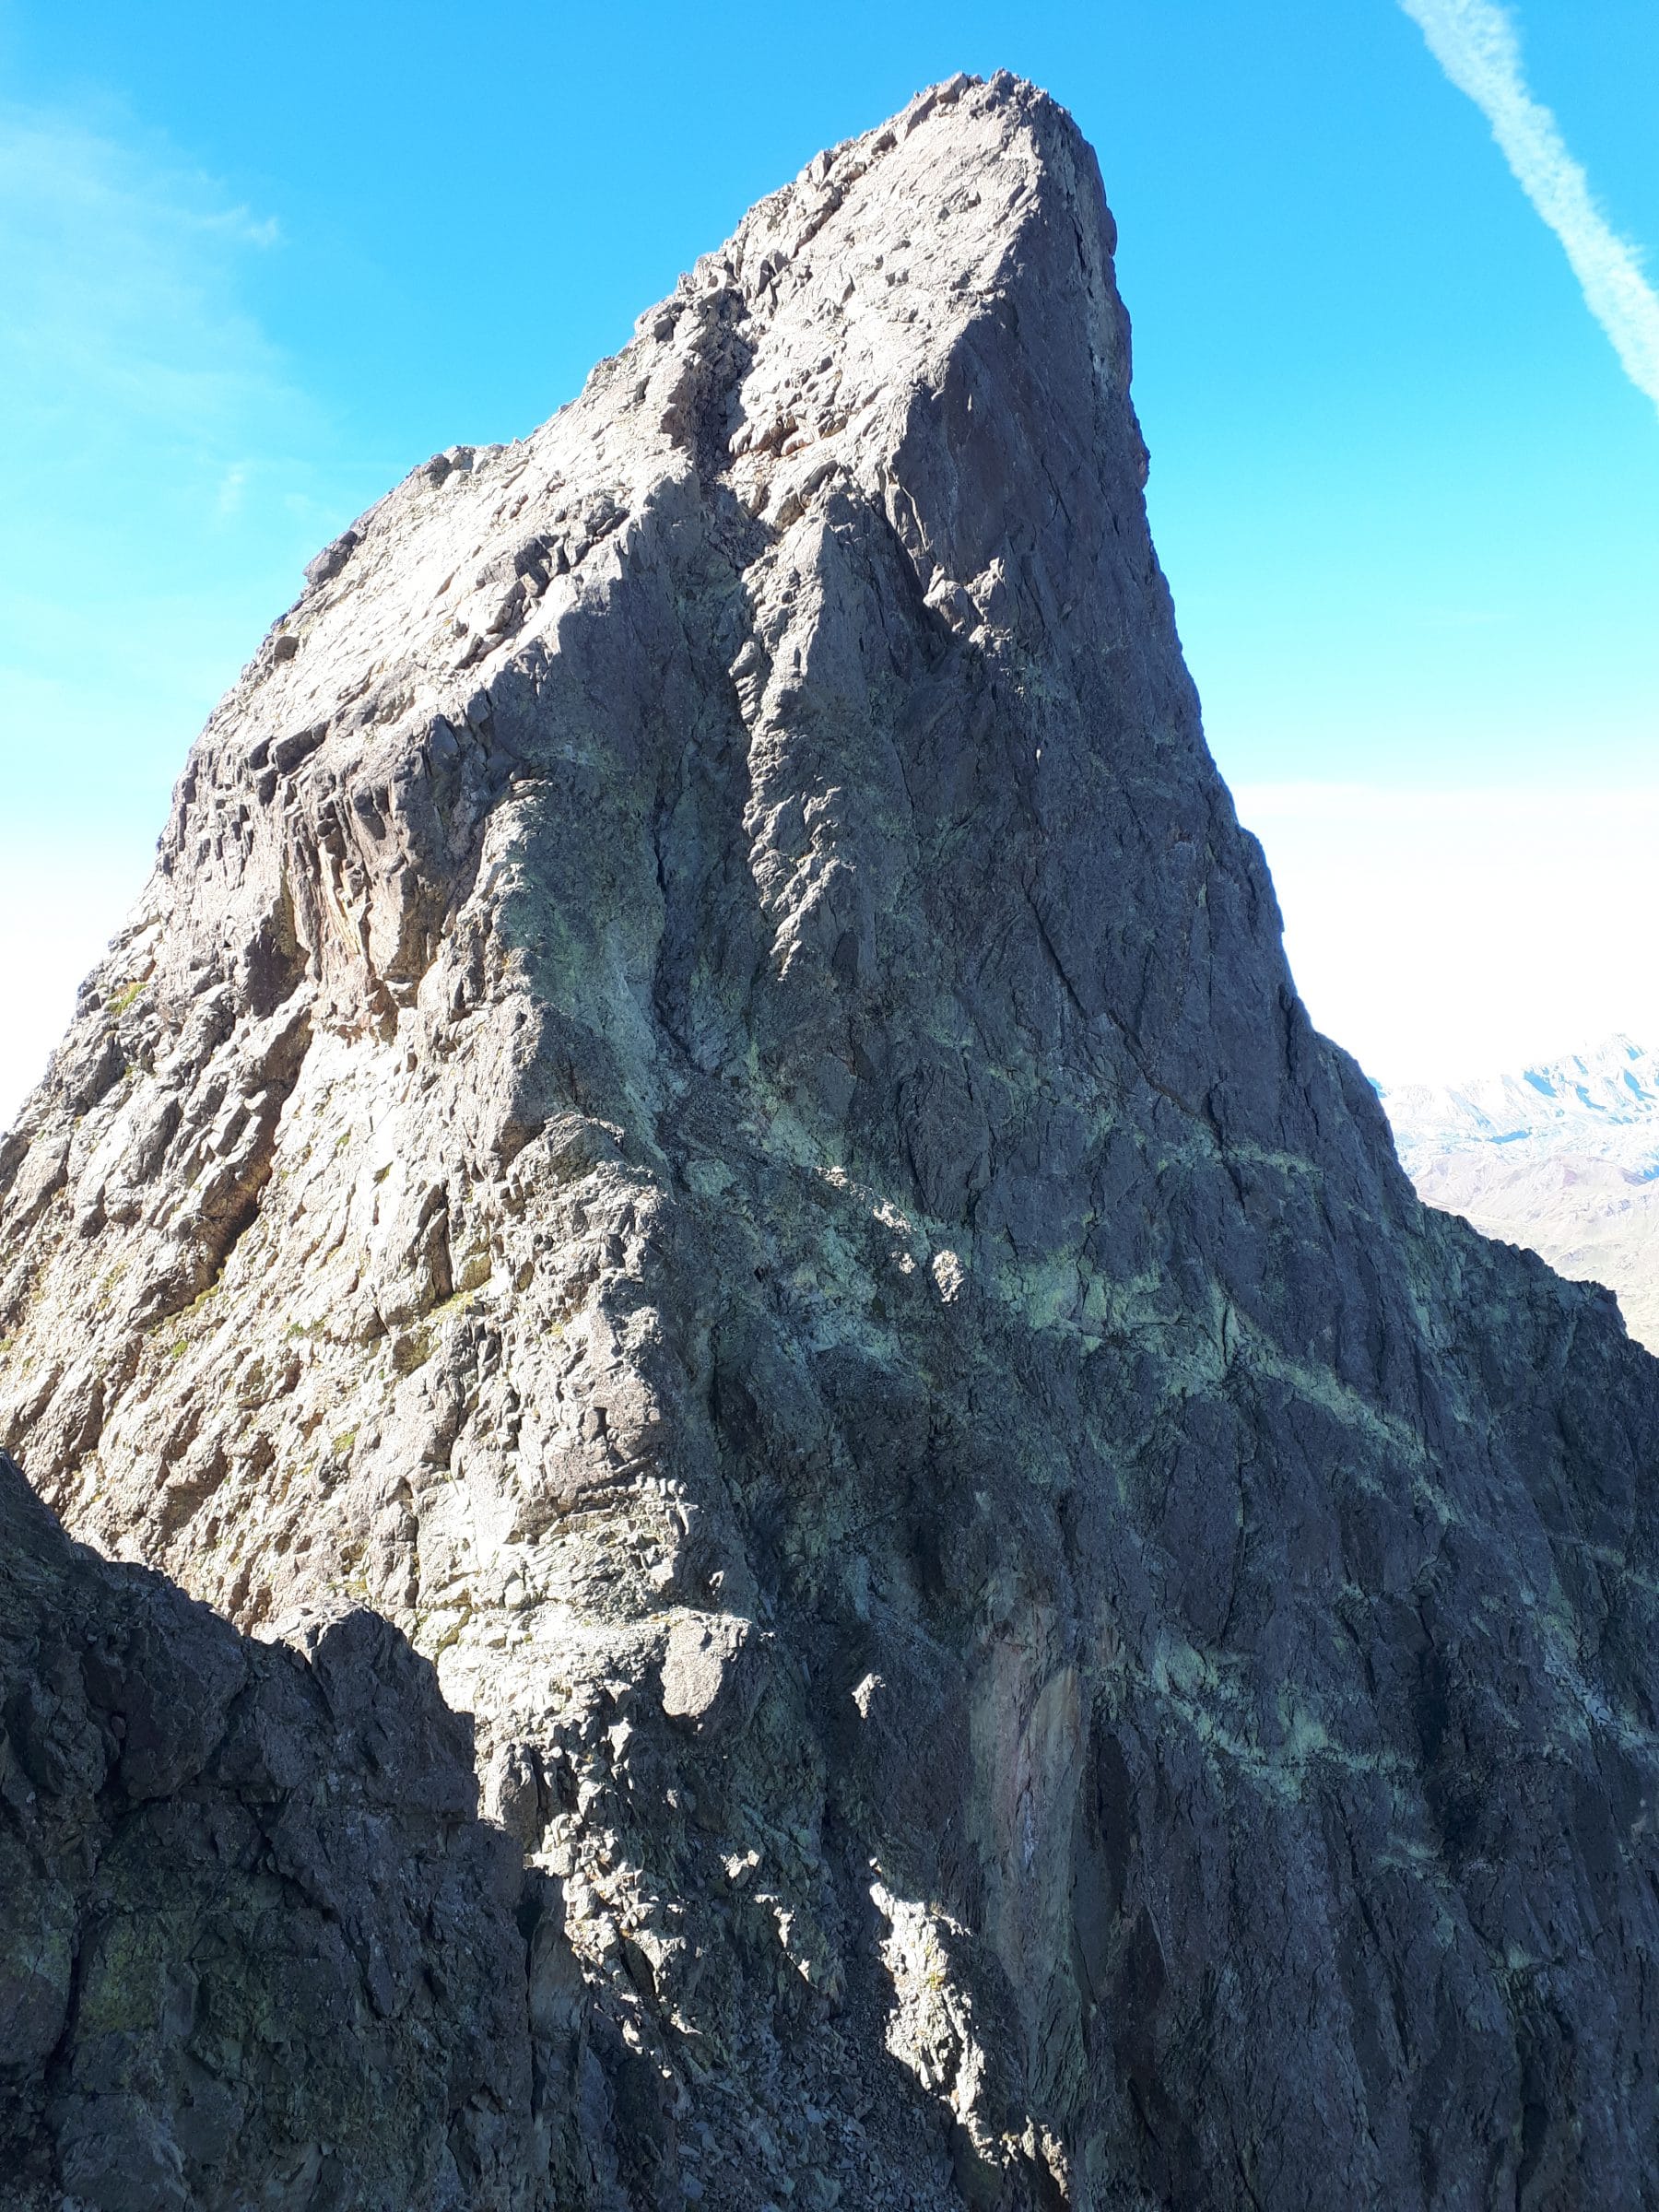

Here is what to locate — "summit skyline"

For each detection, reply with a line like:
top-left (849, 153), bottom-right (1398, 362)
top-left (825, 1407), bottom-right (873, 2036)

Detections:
top-left (2, 2), bottom-right (1656, 1113)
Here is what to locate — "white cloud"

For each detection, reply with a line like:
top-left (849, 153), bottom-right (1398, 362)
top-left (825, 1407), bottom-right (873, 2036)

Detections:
top-left (1399, 0), bottom-right (1659, 418)
top-left (0, 103), bottom-right (318, 779)
top-left (1241, 782), bottom-right (1659, 1086)
top-left (0, 104), bottom-right (347, 1124)
top-left (0, 106), bottom-right (295, 454)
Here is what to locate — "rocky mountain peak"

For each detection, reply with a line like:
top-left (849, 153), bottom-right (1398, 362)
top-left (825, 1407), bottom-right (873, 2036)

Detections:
top-left (6, 76), bottom-right (1659, 2212)
top-left (145, 67), bottom-right (1143, 1086)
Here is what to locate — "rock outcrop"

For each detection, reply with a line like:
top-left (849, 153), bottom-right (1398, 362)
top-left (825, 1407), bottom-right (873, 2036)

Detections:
top-left (6, 71), bottom-right (1659, 2211)
top-left (0, 1449), bottom-right (547, 2210)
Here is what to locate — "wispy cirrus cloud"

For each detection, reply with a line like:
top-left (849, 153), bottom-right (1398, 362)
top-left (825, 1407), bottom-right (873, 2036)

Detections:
top-left (0, 104), bottom-right (340, 813)
top-left (1399, 0), bottom-right (1659, 419)
top-left (0, 102), bottom-right (346, 1125)
top-left (0, 104), bottom-right (298, 479)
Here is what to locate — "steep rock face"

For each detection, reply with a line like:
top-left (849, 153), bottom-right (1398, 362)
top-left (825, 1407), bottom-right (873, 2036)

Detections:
top-left (6, 72), bottom-right (1659, 2211)
top-left (0, 1450), bottom-right (545, 2210)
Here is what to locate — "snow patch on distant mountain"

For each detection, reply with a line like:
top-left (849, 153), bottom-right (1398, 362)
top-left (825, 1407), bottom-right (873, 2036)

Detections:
top-left (1382, 1037), bottom-right (1659, 1351)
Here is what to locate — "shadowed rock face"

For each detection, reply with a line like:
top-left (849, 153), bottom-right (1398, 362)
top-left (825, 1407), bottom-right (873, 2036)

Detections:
top-left (0, 1451), bottom-right (543, 2210)
top-left (5, 69), bottom-right (1659, 2211)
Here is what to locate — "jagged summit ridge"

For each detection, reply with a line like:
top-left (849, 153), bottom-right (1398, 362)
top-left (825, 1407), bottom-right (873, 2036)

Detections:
top-left (153, 67), bottom-right (1137, 1066)
top-left (6, 76), bottom-right (1659, 2212)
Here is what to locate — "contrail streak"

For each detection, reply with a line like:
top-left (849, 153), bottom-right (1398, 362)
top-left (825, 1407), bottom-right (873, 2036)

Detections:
top-left (1400, 0), bottom-right (1659, 418)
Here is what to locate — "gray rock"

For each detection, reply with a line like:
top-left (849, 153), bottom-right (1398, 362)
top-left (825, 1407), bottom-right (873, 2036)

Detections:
top-left (0, 1448), bottom-right (541, 2210)
top-left (5, 66), bottom-right (1659, 2211)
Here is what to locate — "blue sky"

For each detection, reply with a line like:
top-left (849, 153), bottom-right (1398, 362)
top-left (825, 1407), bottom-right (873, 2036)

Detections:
top-left (2, 0), bottom-right (1656, 1110)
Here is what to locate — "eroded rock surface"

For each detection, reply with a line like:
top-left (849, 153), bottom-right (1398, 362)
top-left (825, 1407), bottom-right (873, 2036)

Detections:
top-left (0, 1449), bottom-right (546, 2210)
top-left (6, 70), bottom-right (1659, 2210)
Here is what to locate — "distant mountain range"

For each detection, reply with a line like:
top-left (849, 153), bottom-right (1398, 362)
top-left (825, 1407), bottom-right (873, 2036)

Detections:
top-left (1382, 1036), bottom-right (1659, 1351)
